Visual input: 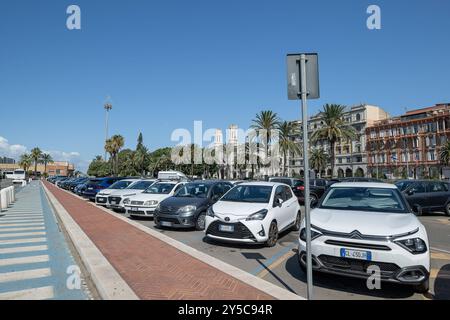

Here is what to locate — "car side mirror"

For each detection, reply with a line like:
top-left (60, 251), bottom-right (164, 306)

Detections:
top-left (275, 197), bottom-right (284, 207)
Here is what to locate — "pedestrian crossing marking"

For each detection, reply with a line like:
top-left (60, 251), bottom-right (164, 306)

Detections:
top-left (0, 237), bottom-right (47, 246)
top-left (0, 245), bottom-right (48, 255)
top-left (0, 268), bottom-right (51, 284)
top-left (0, 231), bottom-right (46, 238)
top-left (0, 286), bottom-right (54, 300)
top-left (0, 254), bottom-right (49, 267)
top-left (0, 226), bottom-right (45, 232)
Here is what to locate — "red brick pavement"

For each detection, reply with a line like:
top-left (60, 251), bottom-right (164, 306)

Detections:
top-left (44, 181), bottom-right (274, 300)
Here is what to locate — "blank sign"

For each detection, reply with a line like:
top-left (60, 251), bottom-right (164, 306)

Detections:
top-left (286, 53), bottom-right (320, 100)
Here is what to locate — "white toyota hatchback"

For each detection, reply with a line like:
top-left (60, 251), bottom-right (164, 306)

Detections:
top-left (298, 182), bottom-right (430, 293)
top-left (205, 182), bottom-right (301, 247)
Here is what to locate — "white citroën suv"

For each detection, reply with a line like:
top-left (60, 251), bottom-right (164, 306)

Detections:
top-left (298, 182), bottom-right (430, 293)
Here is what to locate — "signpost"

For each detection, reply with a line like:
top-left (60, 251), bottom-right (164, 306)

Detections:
top-left (287, 53), bottom-right (320, 300)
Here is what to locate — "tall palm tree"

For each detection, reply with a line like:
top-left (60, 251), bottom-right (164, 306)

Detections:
top-left (278, 121), bottom-right (300, 176)
top-left (30, 147), bottom-right (43, 177)
top-left (251, 110), bottom-right (281, 176)
top-left (105, 135), bottom-right (125, 176)
top-left (18, 153), bottom-right (33, 173)
top-left (311, 104), bottom-right (356, 178)
top-left (41, 153), bottom-right (53, 177)
top-left (440, 141), bottom-right (450, 166)
top-left (310, 148), bottom-right (329, 177)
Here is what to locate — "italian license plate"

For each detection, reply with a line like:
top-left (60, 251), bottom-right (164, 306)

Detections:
top-left (161, 221), bottom-right (173, 227)
top-left (131, 207), bottom-right (138, 211)
top-left (219, 225), bottom-right (234, 232)
top-left (340, 248), bottom-right (372, 261)
top-left (88, 187), bottom-right (93, 190)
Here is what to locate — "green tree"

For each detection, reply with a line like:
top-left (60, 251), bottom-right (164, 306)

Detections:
top-left (41, 153), bottom-right (53, 176)
top-left (30, 147), bottom-right (43, 176)
top-left (105, 135), bottom-right (125, 176)
top-left (87, 155), bottom-right (110, 177)
top-left (440, 141), bottom-right (450, 166)
top-left (278, 121), bottom-right (300, 176)
top-left (19, 153), bottom-right (33, 173)
top-left (311, 104), bottom-right (356, 178)
top-left (310, 148), bottom-right (329, 177)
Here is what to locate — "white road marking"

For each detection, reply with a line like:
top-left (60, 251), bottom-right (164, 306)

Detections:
top-left (0, 223), bottom-right (45, 227)
top-left (0, 218), bottom-right (44, 222)
top-left (0, 286), bottom-right (54, 300)
top-left (0, 231), bottom-right (46, 239)
top-left (431, 247), bottom-right (450, 255)
top-left (0, 245), bottom-right (48, 255)
top-left (0, 237), bottom-right (47, 246)
top-left (0, 254), bottom-right (49, 267)
top-left (0, 268), bottom-right (51, 284)
top-left (0, 227), bottom-right (45, 232)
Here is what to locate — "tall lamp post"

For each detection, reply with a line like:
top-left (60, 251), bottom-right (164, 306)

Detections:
top-left (104, 103), bottom-right (112, 161)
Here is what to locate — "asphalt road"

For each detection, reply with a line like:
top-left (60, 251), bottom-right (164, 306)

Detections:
top-left (128, 209), bottom-right (450, 300)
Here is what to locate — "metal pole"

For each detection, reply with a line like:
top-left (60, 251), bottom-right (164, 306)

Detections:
top-left (299, 54), bottom-right (313, 300)
top-left (104, 108), bottom-right (109, 161)
top-left (405, 139), bottom-right (409, 178)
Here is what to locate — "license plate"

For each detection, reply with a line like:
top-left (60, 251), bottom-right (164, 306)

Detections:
top-left (88, 187), bottom-right (93, 190)
top-left (340, 248), bottom-right (372, 261)
top-left (161, 221), bottom-right (172, 227)
top-left (131, 207), bottom-right (138, 211)
top-left (219, 225), bottom-right (234, 232)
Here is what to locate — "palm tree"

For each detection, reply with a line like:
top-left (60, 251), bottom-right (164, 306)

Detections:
top-left (30, 147), bottom-right (43, 177)
top-left (41, 153), bottom-right (53, 176)
top-left (440, 141), bottom-right (450, 167)
top-left (19, 153), bottom-right (33, 173)
top-left (310, 148), bottom-right (329, 177)
top-left (311, 104), bottom-right (356, 178)
top-left (105, 135), bottom-right (125, 176)
top-left (251, 110), bottom-right (281, 176)
top-left (278, 121), bottom-right (300, 176)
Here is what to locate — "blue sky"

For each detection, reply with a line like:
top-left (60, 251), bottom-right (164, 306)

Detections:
top-left (1, 0), bottom-right (449, 172)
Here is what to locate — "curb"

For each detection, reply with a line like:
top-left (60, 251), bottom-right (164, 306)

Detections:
top-left (42, 182), bottom-right (139, 300)
top-left (47, 182), bottom-right (304, 300)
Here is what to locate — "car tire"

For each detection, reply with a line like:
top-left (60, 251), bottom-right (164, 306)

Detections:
top-left (413, 279), bottom-right (429, 294)
top-left (445, 203), bottom-right (450, 216)
top-left (299, 261), bottom-right (307, 274)
top-left (265, 221), bottom-right (278, 247)
top-left (292, 211), bottom-right (301, 231)
top-left (195, 212), bottom-right (206, 231)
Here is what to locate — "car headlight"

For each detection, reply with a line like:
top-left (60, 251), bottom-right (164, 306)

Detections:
top-left (123, 198), bottom-right (130, 205)
top-left (395, 238), bottom-right (427, 254)
top-left (299, 228), bottom-right (322, 241)
top-left (246, 209), bottom-right (268, 221)
top-left (206, 207), bottom-right (215, 218)
top-left (144, 200), bottom-right (158, 206)
top-left (177, 205), bottom-right (197, 214)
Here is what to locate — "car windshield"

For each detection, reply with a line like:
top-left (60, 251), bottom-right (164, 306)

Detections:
top-left (221, 185), bottom-right (272, 203)
top-left (128, 180), bottom-right (154, 190)
top-left (175, 183), bottom-right (210, 198)
top-left (144, 183), bottom-right (175, 194)
top-left (320, 187), bottom-right (408, 213)
top-left (109, 180), bottom-right (133, 189)
top-left (395, 181), bottom-right (415, 192)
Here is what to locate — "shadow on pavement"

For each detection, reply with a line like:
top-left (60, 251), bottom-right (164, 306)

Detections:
top-left (432, 264), bottom-right (450, 300)
top-left (284, 252), bottom-right (416, 299)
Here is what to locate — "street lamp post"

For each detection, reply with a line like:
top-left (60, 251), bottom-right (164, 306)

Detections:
top-left (104, 103), bottom-right (112, 161)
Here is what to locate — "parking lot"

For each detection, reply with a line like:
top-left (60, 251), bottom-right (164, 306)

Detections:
top-left (129, 210), bottom-right (450, 300)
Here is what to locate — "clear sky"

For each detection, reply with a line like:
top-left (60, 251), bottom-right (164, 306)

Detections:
top-left (1, 0), bottom-right (449, 172)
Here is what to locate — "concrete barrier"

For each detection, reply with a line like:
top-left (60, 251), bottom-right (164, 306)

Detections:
top-left (0, 186), bottom-right (15, 210)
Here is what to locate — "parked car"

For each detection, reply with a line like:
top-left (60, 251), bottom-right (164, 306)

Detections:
top-left (74, 181), bottom-right (88, 196)
top-left (104, 179), bottom-right (157, 212)
top-left (336, 177), bottom-right (383, 183)
top-left (154, 180), bottom-right (233, 230)
top-left (396, 180), bottom-right (450, 216)
top-left (81, 177), bottom-right (125, 201)
top-left (124, 181), bottom-right (186, 218)
top-left (55, 177), bottom-right (70, 187)
top-left (268, 177), bottom-right (325, 205)
top-left (67, 177), bottom-right (89, 192)
top-left (205, 182), bottom-right (301, 247)
top-left (95, 178), bottom-right (141, 206)
top-left (298, 182), bottom-right (430, 293)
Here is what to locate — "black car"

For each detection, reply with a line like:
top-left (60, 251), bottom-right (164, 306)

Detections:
top-left (154, 180), bottom-right (233, 230)
top-left (268, 177), bottom-right (326, 205)
top-left (336, 177), bottom-right (383, 183)
top-left (396, 180), bottom-right (450, 216)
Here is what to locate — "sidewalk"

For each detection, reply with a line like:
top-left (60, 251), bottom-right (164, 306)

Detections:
top-left (43, 181), bottom-right (294, 300)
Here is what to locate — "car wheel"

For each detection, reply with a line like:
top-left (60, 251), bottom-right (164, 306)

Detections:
top-left (413, 279), bottom-right (429, 294)
top-left (266, 221), bottom-right (278, 247)
top-left (292, 211), bottom-right (301, 231)
top-left (195, 212), bottom-right (206, 231)
top-left (445, 203), bottom-right (450, 216)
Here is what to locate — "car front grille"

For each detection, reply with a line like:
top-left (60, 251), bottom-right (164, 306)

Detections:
top-left (131, 200), bottom-right (144, 205)
top-left (157, 217), bottom-right (180, 224)
top-left (324, 240), bottom-right (392, 251)
top-left (318, 255), bottom-right (400, 274)
top-left (206, 221), bottom-right (255, 240)
top-left (159, 205), bottom-right (179, 214)
top-left (108, 196), bottom-right (122, 204)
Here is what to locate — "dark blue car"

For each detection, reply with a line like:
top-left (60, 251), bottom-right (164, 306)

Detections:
top-left (81, 177), bottom-right (124, 201)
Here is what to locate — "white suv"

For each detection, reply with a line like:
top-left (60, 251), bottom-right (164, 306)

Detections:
top-left (205, 182), bottom-right (301, 247)
top-left (123, 181), bottom-right (186, 218)
top-left (106, 179), bottom-right (156, 211)
top-left (298, 182), bottom-right (430, 293)
top-left (95, 179), bottom-right (140, 206)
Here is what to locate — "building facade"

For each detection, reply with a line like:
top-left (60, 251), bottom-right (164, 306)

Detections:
top-left (366, 103), bottom-right (450, 179)
top-left (287, 104), bottom-right (389, 178)
top-left (0, 157), bottom-right (15, 164)
top-left (0, 161), bottom-right (75, 177)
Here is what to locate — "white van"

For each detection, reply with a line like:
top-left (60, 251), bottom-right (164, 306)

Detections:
top-left (12, 169), bottom-right (26, 183)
